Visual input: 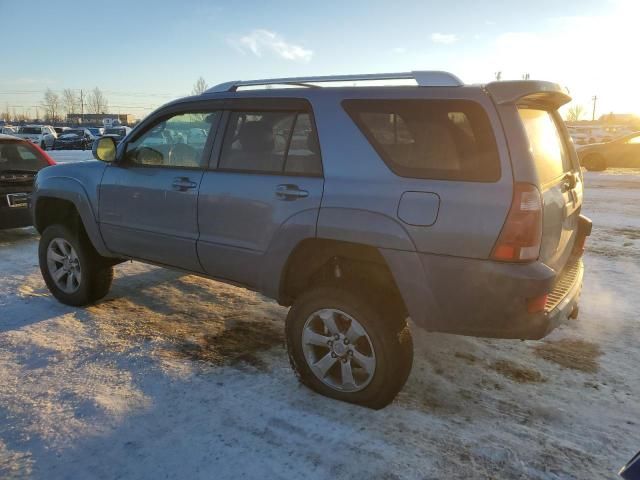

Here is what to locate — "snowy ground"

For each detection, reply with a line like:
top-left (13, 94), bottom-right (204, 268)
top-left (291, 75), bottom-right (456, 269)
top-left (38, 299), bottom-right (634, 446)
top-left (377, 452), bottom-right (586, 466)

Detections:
top-left (1, 167), bottom-right (639, 479)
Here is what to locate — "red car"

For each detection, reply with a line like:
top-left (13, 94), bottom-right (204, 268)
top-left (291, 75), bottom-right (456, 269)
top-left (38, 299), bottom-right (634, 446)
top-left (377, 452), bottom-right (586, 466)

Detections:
top-left (0, 134), bottom-right (56, 229)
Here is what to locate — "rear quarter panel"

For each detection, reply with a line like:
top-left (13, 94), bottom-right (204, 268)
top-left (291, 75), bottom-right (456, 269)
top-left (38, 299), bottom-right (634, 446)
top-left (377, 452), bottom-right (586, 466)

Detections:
top-left (309, 87), bottom-right (513, 258)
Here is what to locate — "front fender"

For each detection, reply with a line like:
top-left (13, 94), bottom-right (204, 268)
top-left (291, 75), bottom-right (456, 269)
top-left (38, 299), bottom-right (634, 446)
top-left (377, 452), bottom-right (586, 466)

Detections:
top-left (33, 173), bottom-right (111, 257)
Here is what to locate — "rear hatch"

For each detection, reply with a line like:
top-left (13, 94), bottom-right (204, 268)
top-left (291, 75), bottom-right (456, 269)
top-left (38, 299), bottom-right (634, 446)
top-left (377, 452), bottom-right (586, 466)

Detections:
top-left (486, 81), bottom-right (583, 274)
top-left (518, 107), bottom-right (582, 272)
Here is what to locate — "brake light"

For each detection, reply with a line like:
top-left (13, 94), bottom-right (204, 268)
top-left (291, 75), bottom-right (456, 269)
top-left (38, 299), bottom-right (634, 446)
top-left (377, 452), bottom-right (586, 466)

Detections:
top-left (491, 183), bottom-right (542, 262)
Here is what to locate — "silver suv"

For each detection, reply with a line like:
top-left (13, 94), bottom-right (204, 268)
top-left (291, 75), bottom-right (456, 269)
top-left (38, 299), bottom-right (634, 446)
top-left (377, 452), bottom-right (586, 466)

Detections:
top-left (32, 71), bottom-right (591, 409)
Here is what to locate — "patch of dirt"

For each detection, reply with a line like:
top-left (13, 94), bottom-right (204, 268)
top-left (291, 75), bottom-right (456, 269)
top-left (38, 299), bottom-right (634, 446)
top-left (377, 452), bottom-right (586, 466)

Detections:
top-left (533, 339), bottom-right (601, 373)
top-left (615, 227), bottom-right (640, 240)
top-left (454, 352), bottom-right (477, 364)
top-left (176, 320), bottom-right (283, 370)
top-left (490, 360), bottom-right (546, 383)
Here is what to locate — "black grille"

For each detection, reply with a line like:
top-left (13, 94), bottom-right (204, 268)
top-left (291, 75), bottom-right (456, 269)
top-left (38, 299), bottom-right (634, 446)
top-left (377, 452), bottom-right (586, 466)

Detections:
top-left (545, 259), bottom-right (581, 312)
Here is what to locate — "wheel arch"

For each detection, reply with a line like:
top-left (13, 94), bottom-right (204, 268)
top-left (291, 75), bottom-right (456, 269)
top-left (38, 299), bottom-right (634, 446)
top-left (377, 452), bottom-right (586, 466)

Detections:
top-left (33, 178), bottom-right (111, 257)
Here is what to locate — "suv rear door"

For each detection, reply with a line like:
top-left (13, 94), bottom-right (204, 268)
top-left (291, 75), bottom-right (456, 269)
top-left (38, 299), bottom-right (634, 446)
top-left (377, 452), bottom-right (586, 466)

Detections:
top-left (197, 99), bottom-right (324, 289)
top-left (517, 107), bottom-right (583, 272)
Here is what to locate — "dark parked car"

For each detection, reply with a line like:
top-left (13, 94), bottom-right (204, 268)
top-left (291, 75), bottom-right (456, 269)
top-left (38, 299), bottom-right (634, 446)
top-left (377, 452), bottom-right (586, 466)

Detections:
top-left (102, 126), bottom-right (131, 144)
top-left (578, 132), bottom-right (640, 170)
top-left (0, 134), bottom-right (55, 229)
top-left (53, 128), bottom-right (94, 150)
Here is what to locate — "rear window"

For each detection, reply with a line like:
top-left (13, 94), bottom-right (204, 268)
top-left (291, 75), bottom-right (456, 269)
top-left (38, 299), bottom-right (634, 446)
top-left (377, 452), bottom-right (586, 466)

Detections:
top-left (0, 141), bottom-right (48, 171)
top-left (518, 108), bottom-right (571, 184)
top-left (19, 127), bottom-right (42, 134)
top-left (343, 99), bottom-right (500, 182)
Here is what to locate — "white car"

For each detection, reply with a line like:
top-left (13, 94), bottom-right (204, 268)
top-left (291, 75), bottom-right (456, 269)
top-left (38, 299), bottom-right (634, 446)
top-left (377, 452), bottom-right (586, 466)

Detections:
top-left (15, 125), bottom-right (57, 150)
top-left (1, 126), bottom-right (18, 135)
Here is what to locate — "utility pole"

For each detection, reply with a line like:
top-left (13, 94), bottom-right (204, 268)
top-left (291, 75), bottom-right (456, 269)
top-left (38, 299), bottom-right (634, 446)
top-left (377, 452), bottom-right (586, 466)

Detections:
top-left (80, 89), bottom-right (84, 124)
top-left (591, 95), bottom-right (598, 121)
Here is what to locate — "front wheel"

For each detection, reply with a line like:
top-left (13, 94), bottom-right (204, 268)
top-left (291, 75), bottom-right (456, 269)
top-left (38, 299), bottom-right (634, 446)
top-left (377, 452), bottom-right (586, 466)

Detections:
top-left (40, 141), bottom-right (47, 151)
top-left (39, 224), bottom-right (113, 306)
top-left (285, 285), bottom-right (413, 409)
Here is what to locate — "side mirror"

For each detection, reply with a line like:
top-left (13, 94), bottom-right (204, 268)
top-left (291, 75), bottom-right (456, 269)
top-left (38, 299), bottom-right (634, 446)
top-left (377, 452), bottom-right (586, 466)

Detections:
top-left (93, 136), bottom-right (117, 162)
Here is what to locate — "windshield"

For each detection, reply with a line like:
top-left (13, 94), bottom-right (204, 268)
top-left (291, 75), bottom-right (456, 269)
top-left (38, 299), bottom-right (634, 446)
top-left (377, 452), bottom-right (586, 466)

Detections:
top-left (0, 141), bottom-right (48, 171)
top-left (19, 127), bottom-right (42, 134)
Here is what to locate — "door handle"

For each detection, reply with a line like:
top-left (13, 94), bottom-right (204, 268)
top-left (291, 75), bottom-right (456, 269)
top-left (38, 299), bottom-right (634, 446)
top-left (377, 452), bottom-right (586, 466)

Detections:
top-left (275, 184), bottom-right (309, 200)
top-left (172, 177), bottom-right (197, 191)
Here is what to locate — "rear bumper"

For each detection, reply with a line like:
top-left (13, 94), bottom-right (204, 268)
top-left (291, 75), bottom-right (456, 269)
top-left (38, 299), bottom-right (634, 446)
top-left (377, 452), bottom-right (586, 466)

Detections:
top-left (382, 250), bottom-right (585, 340)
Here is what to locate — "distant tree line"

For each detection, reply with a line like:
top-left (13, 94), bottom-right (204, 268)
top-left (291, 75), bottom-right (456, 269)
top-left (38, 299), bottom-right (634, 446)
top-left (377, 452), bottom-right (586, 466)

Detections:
top-left (40, 87), bottom-right (110, 122)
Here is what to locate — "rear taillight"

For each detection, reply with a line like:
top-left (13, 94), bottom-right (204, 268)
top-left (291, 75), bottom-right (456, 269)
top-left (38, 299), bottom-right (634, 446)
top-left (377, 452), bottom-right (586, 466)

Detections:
top-left (491, 183), bottom-right (542, 262)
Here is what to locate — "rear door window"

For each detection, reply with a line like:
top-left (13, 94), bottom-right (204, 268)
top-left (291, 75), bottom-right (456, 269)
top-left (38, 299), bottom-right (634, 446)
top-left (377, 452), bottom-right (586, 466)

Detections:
top-left (343, 99), bottom-right (500, 182)
top-left (218, 111), bottom-right (322, 176)
top-left (518, 108), bottom-right (572, 184)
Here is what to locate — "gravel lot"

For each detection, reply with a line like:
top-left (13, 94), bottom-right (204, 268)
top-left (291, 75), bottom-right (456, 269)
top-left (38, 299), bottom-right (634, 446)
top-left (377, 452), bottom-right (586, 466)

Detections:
top-left (1, 163), bottom-right (639, 479)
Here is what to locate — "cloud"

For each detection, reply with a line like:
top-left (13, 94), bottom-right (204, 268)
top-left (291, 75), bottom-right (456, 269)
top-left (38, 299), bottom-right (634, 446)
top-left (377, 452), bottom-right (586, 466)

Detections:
top-left (430, 33), bottom-right (458, 44)
top-left (234, 29), bottom-right (312, 62)
top-left (391, 47), bottom-right (407, 54)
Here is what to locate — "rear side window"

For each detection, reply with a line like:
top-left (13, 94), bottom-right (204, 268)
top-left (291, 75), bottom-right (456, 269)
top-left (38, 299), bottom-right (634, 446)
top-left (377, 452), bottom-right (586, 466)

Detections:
top-left (518, 108), bottom-right (571, 184)
top-left (343, 99), bottom-right (500, 182)
top-left (218, 111), bottom-right (322, 176)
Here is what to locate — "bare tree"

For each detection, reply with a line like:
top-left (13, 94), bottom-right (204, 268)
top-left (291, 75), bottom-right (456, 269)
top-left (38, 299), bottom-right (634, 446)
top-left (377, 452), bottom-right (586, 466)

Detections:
top-left (62, 88), bottom-right (79, 116)
top-left (41, 88), bottom-right (61, 122)
top-left (87, 87), bottom-right (109, 114)
top-left (566, 104), bottom-right (586, 122)
top-left (192, 76), bottom-right (208, 95)
top-left (494, 71), bottom-right (502, 81)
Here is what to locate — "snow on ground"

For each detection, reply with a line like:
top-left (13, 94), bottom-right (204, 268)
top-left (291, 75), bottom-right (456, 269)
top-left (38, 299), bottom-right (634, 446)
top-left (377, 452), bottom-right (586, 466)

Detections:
top-left (1, 169), bottom-right (639, 479)
top-left (47, 150), bottom-right (94, 164)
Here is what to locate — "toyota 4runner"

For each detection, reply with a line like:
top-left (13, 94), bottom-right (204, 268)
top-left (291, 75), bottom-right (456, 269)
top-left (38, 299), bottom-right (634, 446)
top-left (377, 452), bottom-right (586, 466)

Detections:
top-left (32, 71), bottom-right (592, 408)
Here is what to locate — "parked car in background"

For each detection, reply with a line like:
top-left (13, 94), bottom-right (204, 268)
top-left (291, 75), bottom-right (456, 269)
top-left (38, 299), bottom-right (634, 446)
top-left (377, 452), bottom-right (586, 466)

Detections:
top-left (0, 134), bottom-right (55, 229)
top-left (102, 126), bottom-right (131, 144)
top-left (15, 125), bottom-right (57, 150)
top-left (87, 127), bottom-right (104, 138)
top-left (1, 126), bottom-right (18, 135)
top-left (578, 132), bottom-right (640, 170)
top-left (32, 71), bottom-right (591, 409)
top-left (53, 126), bottom-right (71, 137)
top-left (53, 128), bottom-right (94, 150)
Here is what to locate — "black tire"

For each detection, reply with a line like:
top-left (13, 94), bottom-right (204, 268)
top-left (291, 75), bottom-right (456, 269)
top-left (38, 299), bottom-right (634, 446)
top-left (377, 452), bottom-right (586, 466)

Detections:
top-left (582, 153), bottom-right (606, 171)
top-left (39, 224), bottom-right (114, 306)
top-left (286, 285), bottom-right (413, 409)
top-left (40, 141), bottom-right (47, 151)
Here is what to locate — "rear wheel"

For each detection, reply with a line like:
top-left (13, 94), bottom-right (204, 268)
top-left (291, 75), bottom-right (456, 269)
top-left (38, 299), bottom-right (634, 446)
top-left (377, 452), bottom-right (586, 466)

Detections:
top-left (286, 285), bottom-right (413, 409)
top-left (39, 224), bottom-right (113, 306)
top-left (582, 153), bottom-right (606, 171)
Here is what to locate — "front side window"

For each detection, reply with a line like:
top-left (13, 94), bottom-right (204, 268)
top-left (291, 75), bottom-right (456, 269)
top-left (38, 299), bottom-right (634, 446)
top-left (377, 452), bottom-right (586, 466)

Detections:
top-left (343, 99), bottom-right (500, 182)
top-left (218, 110), bottom-right (322, 176)
top-left (518, 108), bottom-right (571, 184)
top-left (125, 112), bottom-right (218, 168)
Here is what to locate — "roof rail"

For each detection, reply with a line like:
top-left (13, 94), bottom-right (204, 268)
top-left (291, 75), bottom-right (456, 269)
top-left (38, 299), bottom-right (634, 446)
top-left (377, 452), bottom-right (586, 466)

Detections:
top-left (205, 71), bottom-right (463, 93)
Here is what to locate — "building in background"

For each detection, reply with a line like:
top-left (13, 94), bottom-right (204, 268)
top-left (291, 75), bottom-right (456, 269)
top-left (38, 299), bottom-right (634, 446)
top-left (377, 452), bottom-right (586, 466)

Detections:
top-left (66, 113), bottom-right (135, 126)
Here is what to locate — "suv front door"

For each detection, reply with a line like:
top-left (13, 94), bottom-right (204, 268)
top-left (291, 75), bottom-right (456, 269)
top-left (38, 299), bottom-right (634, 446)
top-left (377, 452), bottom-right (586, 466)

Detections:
top-left (99, 110), bottom-right (220, 272)
top-left (197, 101), bottom-right (324, 289)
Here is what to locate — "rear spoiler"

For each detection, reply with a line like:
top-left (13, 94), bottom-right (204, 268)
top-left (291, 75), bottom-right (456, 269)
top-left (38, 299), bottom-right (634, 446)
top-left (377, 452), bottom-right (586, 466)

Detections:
top-left (484, 80), bottom-right (571, 109)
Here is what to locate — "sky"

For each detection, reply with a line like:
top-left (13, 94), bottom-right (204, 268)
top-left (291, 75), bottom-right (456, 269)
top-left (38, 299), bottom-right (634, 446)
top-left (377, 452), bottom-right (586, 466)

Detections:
top-left (0, 0), bottom-right (636, 121)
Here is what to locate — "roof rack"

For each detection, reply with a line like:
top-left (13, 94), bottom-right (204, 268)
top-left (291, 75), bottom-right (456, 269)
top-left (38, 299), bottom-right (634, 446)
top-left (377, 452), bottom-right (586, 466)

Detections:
top-left (205, 71), bottom-right (463, 93)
